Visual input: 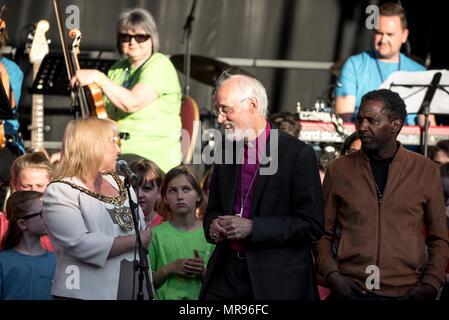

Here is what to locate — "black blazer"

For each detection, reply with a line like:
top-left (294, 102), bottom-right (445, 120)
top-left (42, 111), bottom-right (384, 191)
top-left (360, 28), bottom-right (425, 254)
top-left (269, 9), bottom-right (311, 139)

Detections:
top-left (200, 129), bottom-right (325, 300)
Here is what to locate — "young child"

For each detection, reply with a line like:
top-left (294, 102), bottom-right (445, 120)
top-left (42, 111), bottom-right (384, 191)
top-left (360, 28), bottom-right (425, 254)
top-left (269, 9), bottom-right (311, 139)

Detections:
top-left (129, 159), bottom-right (165, 229)
top-left (0, 191), bottom-right (55, 300)
top-left (2, 151), bottom-right (55, 251)
top-left (148, 166), bottom-right (215, 300)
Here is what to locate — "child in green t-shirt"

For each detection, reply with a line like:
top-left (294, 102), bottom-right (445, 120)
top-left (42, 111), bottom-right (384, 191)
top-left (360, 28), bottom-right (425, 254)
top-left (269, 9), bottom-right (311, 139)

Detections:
top-left (148, 166), bottom-right (214, 300)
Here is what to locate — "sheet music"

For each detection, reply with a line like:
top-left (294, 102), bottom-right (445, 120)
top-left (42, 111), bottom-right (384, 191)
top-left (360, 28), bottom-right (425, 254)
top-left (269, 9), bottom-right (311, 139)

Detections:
top-left (379, 69), bottom-right (449, 114)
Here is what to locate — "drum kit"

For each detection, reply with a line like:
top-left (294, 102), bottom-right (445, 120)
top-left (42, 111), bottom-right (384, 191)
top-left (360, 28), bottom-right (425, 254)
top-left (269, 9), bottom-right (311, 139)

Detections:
top-left (170, 52), bottom-right (344, 130)
top-left (170, 54), bottom-right (253, 137)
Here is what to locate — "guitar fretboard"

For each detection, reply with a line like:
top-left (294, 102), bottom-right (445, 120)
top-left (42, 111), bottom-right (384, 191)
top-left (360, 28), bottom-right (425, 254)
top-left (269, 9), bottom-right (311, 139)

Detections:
top-left (30, 62), bottom-right (45, 151)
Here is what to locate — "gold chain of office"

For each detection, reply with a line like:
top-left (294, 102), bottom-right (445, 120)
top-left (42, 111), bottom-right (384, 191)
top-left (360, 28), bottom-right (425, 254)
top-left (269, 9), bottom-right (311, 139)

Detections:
top-left (52, 173), bottom-right (134, 231)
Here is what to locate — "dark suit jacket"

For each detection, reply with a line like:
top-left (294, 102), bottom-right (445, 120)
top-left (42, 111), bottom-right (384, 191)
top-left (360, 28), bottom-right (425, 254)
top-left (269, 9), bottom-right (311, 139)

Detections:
top-left (200, 129), bottom-right (324, 300)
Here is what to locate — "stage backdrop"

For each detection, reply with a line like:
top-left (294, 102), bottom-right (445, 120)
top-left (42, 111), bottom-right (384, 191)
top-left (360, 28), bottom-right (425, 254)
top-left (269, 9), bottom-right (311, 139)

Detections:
top-left (1, 0), bottom-right (442, 154)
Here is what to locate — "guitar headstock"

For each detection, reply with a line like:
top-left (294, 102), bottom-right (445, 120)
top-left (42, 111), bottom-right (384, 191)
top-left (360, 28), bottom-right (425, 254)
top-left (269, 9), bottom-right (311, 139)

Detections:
top-left (28, 20), bottom-right (50, 63)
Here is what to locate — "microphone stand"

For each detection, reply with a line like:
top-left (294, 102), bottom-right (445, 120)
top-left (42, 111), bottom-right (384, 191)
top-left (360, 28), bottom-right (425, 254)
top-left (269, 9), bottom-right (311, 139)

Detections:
top-left (123, 177), bottom-right (154, 300)
top-left (417, 72), bottom-right (442, 157)
top-left (181, 0), bottom-right (197, 96)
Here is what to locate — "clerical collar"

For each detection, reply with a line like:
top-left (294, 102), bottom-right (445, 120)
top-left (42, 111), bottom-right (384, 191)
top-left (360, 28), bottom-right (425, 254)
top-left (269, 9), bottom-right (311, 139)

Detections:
top-left (244, 121), bottom-right (270, 149)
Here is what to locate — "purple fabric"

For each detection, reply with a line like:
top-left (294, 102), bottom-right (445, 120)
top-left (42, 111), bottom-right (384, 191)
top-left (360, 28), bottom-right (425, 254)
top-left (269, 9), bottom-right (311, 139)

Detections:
top-left (230, 122), bottom-right (270, 250)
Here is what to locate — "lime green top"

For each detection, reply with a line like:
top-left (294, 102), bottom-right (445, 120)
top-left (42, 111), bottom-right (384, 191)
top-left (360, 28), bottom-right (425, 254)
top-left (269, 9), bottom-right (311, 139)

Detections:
top-left (104, 52), bottom-right (182, 173)
top-left (148, 221), bottom-right (215, 300)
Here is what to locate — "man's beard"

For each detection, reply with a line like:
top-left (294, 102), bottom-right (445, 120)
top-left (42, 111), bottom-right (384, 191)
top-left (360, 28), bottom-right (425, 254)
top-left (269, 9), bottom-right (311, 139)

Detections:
top-left (224, 121), bottom-right (247, 141)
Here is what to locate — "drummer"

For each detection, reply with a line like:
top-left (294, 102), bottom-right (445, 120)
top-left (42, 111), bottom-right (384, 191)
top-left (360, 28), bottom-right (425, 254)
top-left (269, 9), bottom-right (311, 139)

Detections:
top-left (70, 8), bottom-right (182, 173)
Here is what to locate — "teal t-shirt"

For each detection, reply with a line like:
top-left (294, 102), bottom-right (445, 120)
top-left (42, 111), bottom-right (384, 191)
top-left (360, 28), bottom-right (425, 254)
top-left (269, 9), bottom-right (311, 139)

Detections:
top-left (335, 50), bottom-right (425, 125)
top-left (1, 56), bottom-right (25, 153)
top-left (0, 249), bottom-right (55, 300)
top-left (105, 52), bottom-right (182, 173)
top-left (148, 221), bottom-right (215, 300)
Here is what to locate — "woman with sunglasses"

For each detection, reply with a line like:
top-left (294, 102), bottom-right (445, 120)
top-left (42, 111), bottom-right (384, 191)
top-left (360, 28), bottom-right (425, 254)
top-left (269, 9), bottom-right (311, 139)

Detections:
top-left (70, 8), bottom-right (182, 173)
top-left (0, 191), bottom-right (55, 300)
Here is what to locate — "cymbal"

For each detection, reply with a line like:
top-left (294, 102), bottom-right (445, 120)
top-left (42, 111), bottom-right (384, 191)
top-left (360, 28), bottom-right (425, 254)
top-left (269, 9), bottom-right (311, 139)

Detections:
top-left (170, 54), bottom-right (251, 86)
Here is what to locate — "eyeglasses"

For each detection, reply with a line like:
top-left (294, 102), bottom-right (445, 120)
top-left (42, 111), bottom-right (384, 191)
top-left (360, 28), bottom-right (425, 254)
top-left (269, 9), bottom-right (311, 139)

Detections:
top-left (213, 106), bottom-right (235, 117)
top-left (113, 136), bottom-right (121, 147)
top-left (20, 211), bottom-right (43, 220)
top-left (213, 97), bottom-right (251, 117)
top-left (118, 33), bottom-right (151, 43)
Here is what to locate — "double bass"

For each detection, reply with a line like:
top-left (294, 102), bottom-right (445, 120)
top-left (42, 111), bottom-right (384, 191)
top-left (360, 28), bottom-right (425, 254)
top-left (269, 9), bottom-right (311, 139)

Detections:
top-left (53, 0), bottom-right (108, 119)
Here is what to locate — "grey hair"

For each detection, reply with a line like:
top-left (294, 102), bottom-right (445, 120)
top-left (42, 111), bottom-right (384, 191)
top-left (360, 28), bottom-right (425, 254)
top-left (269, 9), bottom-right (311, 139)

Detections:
top-left (116, 8), bottom-right (160, 54)
top-left (215, 71), bottom-right (268, 118)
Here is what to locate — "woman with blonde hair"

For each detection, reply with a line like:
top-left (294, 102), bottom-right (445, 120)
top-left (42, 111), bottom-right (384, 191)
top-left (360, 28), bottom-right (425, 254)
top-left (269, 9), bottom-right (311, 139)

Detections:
top-left (42, 117), bottom-right (152, 300)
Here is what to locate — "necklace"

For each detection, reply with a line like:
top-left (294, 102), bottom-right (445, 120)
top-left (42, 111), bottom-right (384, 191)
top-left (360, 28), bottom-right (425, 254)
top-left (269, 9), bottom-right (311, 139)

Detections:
top-left (374, 51), bottom-right (401, 83)
top-left (52, 173), bottom-right (134, 231)
top-left (121, 56), bottom-right (151, 89)
top-left (238, 160), bottom-right (262, 217)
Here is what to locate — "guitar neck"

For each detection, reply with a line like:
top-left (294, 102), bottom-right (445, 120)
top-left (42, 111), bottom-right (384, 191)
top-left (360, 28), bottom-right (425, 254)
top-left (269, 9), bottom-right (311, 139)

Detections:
top-left (30, 61), bottom-right (45, 151)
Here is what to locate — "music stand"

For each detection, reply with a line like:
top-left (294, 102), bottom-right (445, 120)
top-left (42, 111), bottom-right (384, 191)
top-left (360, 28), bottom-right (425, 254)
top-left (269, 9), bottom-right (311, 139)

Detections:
top-left (28, 51), bottom-right (115, 118)
top-left (380, 70), bottom-right (449, 156)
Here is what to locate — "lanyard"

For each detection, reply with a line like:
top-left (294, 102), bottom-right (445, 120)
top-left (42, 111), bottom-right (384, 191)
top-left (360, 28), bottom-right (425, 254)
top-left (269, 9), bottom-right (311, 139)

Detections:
top-left (375, 53), bottom-right (401, 83)
top-left (121, 57), bottom-right (151, 89)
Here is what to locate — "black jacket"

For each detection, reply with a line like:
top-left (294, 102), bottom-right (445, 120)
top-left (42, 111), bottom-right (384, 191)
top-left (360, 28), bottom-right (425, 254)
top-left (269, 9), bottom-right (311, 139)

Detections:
top-left (200, 129), bottom-right (324, 300)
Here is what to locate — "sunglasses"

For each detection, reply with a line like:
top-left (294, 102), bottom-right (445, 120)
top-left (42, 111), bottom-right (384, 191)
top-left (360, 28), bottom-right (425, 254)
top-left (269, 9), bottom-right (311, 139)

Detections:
top-left (118, 33), bottom-right (151, 43)
top-left (20, 211), bottom-right (43, 220)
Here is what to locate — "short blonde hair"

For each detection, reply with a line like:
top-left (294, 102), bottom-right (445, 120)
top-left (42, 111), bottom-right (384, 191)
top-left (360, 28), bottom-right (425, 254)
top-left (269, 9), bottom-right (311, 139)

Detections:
top-left (53, 117), bottom-right (119, 182)
top-left (10, 152), bottom-right (53, 185)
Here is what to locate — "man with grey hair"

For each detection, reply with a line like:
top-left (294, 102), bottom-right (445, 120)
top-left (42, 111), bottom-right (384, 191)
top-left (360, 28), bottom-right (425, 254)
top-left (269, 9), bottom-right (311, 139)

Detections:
top-left (200, 73), bottom-right (324, 300)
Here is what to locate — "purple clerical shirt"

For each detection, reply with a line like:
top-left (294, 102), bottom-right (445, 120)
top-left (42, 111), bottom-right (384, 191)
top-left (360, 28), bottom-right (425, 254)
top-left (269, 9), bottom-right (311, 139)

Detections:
top-left (230, 121), bottom-right (271, 250)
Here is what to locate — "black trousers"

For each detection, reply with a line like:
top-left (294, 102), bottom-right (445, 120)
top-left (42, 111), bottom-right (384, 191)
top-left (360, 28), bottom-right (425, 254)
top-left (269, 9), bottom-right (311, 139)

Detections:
top-left (202, 250), bottom-right (254, 300)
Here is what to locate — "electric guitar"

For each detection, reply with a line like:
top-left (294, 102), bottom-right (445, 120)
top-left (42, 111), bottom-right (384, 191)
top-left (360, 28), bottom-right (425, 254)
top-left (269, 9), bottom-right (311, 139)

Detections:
top-left (26, 20), bottom-right (50, 152)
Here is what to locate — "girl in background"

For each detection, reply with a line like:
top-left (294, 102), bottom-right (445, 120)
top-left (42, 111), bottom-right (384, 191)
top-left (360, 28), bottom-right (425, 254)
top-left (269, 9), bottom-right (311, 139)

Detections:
top-left (0, 191), bottom-right (55, 300)
top-left (129, 158), bottom-right (165, 229)
top-left (148, 166), bottom-right (214, 300)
